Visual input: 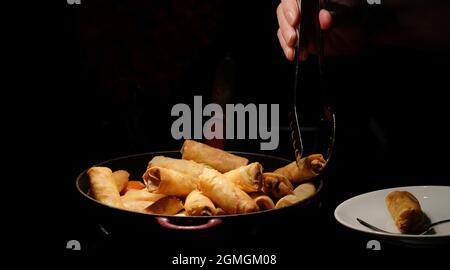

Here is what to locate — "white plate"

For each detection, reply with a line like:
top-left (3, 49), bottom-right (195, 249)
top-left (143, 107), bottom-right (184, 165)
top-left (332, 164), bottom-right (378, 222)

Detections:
top-left (334, 186), bottom-right (450, 247)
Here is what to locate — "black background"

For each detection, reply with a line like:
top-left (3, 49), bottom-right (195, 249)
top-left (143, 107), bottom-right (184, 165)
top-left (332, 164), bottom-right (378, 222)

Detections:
top-left (23, 0), bottom-right (450, 259)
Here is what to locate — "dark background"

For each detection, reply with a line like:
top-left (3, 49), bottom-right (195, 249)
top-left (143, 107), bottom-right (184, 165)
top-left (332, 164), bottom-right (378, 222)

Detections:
top-left (29, 0), bottom-right (449, 256)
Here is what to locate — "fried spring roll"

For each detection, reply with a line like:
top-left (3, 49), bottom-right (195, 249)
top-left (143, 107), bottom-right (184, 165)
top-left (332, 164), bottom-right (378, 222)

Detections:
top-left (274, 154), bottom-right (326, 184)
top-left (215, 208), bottom-right (227, 215)
top-left (181, 139), bottom-right (248, 173)
top-left (121, 189), bottom-right (166, 203)
top-left (142, 167), bottom-right (197, 197)
top-left (275, 183), bottom-right (316, 208)
top-left (120, 189), bottom-right (168, 213)
top-left (175, 211), bottom-right (187, 217)
top-left (185, 190), bottom-right (217, 216)
top-left (148, 156), bottom-right (210, 178)
top-left (385, 191), bottom-right (427, 234)
top-left (262, 173), bottom-right (294, 200)
top-left (250, 192), bottom-right (275, 211)
top-left (145, 196), bottom-right (184, 215)
top-left (88, 167), bottom-right (123, 208)
top-left (122, 200), bottom-right (153, 213)
top-left (274, 195), bottom-right (299, 209)
top-left (223, 162), bottom-right (263, 193)
top-left (112, 170), bottom-right (129, 194)
top-left (198, 168), bottom-right (258, 214)
top-left (293, 182), bottom-right (316, 198)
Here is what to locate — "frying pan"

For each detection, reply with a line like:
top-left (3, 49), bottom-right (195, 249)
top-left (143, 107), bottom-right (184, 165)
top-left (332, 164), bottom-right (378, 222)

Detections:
top-left (76, 151), bottom-right (323, 240)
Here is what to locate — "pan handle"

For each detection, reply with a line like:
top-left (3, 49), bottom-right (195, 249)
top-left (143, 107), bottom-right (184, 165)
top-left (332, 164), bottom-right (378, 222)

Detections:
top-left (156, 217), bottom-right (222, 230)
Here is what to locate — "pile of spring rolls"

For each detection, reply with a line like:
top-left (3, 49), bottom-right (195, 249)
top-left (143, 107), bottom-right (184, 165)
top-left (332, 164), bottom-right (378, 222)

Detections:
top-left (87, 140), bottom-right (326, 216)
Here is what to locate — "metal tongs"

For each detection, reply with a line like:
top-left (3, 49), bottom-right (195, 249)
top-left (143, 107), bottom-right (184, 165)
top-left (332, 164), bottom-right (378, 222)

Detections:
top-left (290, 0), bottom-right (336, 169)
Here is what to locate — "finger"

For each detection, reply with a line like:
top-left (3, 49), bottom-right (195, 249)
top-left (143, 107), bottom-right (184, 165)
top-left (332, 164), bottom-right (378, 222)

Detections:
top-left (319, 9), bottom-right (333, 30)
top-left (299, 49), bottom-right (309, 61)
top-left (321, 3), bottom-right (363, 28)
top-left (277, 28), bottom-right (295, 61)
top-left (277, 4), bottom-right (297, 47)
top-left (281, 0), bottom-right (300, 26)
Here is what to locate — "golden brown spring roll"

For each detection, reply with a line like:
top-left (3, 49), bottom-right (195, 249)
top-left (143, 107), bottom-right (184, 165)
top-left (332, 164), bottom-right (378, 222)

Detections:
top-left (250, 192), bottom-right (275, 211)
top-left (274, 195), bottom-right (300, 208)
top-left (215, 208), bottom-right (227, 215)
top-left (293, 182), bottom-right (316, 198)
top-left (175, 211), bottom-right (187, 217)
top-left (274, 154), bottom-right (326, 184)
top-left (121, 189), bottom-right (166, 203)
top-left (148, 156), bottom-right (210, 178)
top-left (120, 189), bottom-right (167, 213)
top-left (223, 162), bottom-right (263, 193)
top-left (112, 170), bottom-right (129, 194)
top-left (275, 183), bottom-right (316, 208)
top-left (185, 190), bottom-right (217, 216)
top-left (385, 191), bottom-right (427, 234)
top-left (198, 168), bottom-right (258, 214)
top-left (181, 139), bottom-right (248, 173)
top-left (145, 196), bottom-right (184, 215)
top-left (122, 200), bottom-right (153, 213)
top-left (88, 167), bottom-right (123, 208)
top-left (261, 173), bottom-right (294, 200)
top-left (142, 166), bottom-right (197, 197)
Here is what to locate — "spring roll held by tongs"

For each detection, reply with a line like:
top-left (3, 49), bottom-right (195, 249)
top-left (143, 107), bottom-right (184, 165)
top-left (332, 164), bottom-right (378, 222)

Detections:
top-left (274, 154), bottom-right (326, 184)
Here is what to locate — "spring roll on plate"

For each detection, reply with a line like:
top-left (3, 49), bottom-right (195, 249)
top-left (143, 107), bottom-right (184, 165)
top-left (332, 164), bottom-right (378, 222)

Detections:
top-left (385, 191), bottom-right (427, 234)
top-left (143, 166), bottom-right (197, 197)
top-left (198, 168), bottom-right (258, 214)
top-left (181, 139), bottom-right (248, 173)
top-left (88, 167), bottom-right (123, 208)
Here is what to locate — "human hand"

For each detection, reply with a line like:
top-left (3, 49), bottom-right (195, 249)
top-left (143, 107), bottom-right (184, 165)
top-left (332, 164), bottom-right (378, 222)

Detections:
top-left (276, 0), bottom-right (367, 60)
